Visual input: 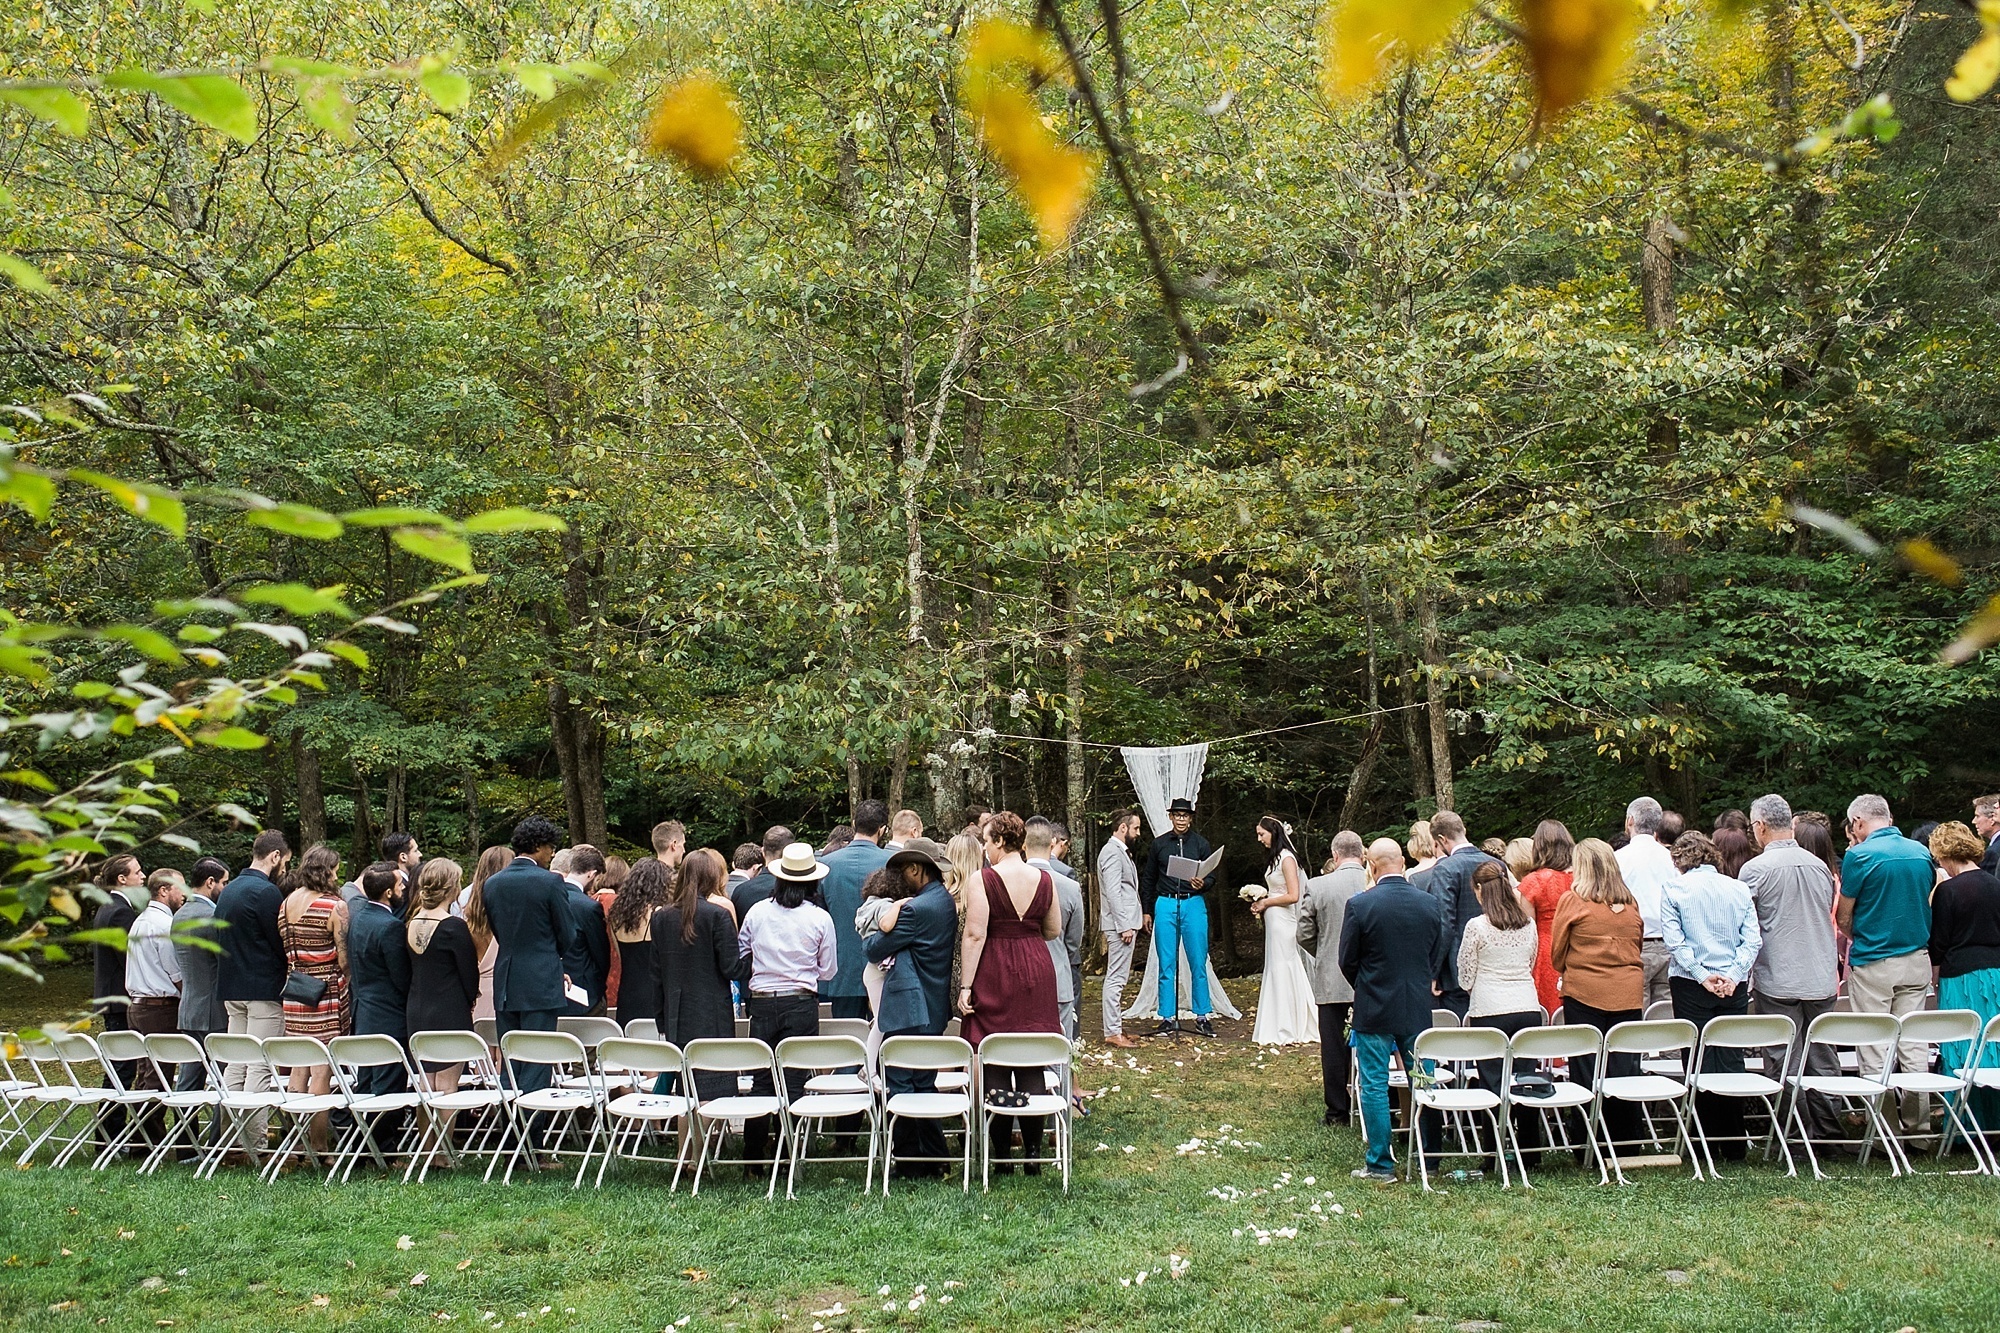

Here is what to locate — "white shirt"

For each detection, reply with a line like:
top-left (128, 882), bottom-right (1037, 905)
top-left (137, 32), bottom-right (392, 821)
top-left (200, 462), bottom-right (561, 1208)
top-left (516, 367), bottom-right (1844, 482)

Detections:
top-left (738, 898), bottom-right (837, 994)
top-left (1615, 833), bottom-right (1678, 940)
top-left (125, 899), bottom-right (183, 998)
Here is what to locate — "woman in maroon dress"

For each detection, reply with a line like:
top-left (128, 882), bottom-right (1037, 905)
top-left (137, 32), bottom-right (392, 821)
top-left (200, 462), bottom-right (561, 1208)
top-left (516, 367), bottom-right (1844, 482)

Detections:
top-left (958, 810), bottom-right (1062, 1173)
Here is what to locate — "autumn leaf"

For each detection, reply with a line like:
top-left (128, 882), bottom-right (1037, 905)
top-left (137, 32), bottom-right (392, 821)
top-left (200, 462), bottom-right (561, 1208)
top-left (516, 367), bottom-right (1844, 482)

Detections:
top-left (1946, 0), bottom-right (2000, 103)
top-left (1519, 0), bottom-right (1644, 117)
top-left (1320, 0), bottom-right (1478, 100)
top-left (643, 74), bottom-right (741, 178)
top-left (1900, 538), bottom-right (1962, 587)
top-left (959, 19), bottom-right (1099, 250)
top-left (1943, 593), bottom-right (2000, 665)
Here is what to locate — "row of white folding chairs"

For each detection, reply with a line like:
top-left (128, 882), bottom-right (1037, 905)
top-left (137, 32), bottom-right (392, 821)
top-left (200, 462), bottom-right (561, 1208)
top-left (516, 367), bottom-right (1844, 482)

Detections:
top-left (1403, 1010), bottom-right (2000, 1191)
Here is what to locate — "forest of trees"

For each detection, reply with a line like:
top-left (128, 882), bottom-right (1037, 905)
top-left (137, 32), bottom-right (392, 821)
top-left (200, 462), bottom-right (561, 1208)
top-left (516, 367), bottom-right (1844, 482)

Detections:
top-left (4, 0), bottom-right (1999, 951)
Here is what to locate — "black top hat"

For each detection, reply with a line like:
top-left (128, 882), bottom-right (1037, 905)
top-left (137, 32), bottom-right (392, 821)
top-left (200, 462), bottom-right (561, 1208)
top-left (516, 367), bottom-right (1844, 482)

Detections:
top-left (1167, 798), bottom-right (1197, 816)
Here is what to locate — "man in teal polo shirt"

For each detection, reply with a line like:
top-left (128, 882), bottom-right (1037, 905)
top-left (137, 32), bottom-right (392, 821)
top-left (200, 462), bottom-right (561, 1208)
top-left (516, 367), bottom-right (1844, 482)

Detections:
top-left (1837, 793), bottom-right (1936, 1135)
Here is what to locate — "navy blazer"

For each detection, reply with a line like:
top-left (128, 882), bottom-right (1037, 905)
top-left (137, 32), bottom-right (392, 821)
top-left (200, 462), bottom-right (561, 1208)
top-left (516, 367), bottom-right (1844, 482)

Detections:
top-left (863, 881), bottom-right (958, 1036)
top-left (1416, 845), bottom-right (1499, 996)
top-left (215, 868), bottom-right (287, 1003)
top-left (560, 883), bottom-right (610, 1010)
top-left (1338, 875), bottom-right (1447, 1036)
top-left (818, 839), bottom-right (890, 999)
top-left (483, 856), bottom-right (578, 1014)
top-left (346, 898), bottom-right (413, 1039)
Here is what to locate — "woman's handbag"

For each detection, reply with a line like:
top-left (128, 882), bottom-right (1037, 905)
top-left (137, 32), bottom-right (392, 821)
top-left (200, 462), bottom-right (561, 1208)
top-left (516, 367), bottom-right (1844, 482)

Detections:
top-left (281, 969), bottom-right (328, 1007)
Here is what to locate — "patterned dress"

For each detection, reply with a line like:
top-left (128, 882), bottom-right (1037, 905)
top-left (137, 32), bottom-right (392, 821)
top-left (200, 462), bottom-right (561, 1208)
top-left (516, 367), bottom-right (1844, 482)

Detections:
top-left (280, 893), bottom-right (349, 1039)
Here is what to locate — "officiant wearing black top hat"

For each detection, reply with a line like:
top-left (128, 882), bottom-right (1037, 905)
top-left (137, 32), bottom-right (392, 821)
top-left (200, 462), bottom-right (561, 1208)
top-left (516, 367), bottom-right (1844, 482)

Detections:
top-left (1139, 797), bottom-right (1216, 1037)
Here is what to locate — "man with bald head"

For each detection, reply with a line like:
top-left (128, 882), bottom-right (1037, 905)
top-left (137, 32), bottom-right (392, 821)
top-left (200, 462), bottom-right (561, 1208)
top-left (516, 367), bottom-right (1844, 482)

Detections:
top-left (1338, 837), bottom-right (1447, 1183)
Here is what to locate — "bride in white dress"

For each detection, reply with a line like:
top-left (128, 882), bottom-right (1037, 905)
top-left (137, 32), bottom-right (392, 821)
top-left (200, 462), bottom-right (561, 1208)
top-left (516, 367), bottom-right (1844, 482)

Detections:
top-left (1250, 817), bottom-right (1319, 1046)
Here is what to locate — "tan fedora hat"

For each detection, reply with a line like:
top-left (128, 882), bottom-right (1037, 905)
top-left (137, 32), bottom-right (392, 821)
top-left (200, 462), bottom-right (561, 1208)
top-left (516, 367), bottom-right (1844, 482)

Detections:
top-left (771, 841), bottom-right (830, 882)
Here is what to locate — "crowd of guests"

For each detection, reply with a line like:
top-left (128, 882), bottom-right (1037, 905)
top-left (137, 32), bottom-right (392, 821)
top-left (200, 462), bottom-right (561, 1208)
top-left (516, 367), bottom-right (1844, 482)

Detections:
top-left (1314, 793), bottom-right (2000, 1183)
top-left (86, 801), bottom-right (1093, 1179)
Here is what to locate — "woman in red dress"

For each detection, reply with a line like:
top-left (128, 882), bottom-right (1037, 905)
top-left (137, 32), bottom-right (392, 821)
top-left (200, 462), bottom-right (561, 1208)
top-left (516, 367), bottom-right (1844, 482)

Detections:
top-left (1514, 819), bottom-right (1576, 1018)
top-left (958, 810), bottom-right (1061, 1173)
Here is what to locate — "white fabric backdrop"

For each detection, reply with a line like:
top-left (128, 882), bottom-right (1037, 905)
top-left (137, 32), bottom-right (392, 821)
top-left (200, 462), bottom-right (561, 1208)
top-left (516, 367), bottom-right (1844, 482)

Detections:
top-left (1123, 942), bottom-right (1241, 1021)
top-left (1119, 743), bottom-right (1209, 837)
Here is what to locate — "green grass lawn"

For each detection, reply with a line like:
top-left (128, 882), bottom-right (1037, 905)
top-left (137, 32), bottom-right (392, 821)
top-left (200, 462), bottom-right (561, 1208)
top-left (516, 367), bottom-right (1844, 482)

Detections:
top-left (3, 965), bottom-right (1997, 1331)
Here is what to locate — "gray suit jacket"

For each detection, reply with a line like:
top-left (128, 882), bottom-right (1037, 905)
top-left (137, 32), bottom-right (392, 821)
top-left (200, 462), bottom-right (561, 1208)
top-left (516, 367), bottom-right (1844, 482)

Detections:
top-left (1097, 836), bottom-right (1143, 933)
top-left (1296, 862), bottom-right (1366, 1006)
top-left (171, 894), bottom-right (226, 1032)
top-left (1030, 859), bottom-right (1085, 1005)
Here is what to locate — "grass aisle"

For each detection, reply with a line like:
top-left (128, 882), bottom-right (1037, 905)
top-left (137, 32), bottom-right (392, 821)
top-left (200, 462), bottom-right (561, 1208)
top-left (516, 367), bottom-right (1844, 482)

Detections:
top-left (2, 972), bottom-right (1996, 1331)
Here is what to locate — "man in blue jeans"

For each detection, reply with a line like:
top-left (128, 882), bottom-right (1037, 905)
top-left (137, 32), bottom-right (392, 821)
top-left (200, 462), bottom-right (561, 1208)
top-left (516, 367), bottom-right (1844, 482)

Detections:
top-left (1139, 797), bottom-right (1216, 1038)
top-left (1338, 836), bottom-right (1446, 1182)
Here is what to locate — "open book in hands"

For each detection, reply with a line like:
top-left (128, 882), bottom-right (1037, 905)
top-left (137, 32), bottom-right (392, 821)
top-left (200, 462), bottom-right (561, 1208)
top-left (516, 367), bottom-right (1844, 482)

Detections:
top-left (1165, 846), bottom-right (1224, 884)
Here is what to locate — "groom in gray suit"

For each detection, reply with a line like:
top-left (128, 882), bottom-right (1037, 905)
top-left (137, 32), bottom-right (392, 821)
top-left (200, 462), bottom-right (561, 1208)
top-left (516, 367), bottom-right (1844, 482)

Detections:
top-left (1297, 830), bottom-right (1367, 1125)
top-left (1097, 811), bottom-right (1144, 1048)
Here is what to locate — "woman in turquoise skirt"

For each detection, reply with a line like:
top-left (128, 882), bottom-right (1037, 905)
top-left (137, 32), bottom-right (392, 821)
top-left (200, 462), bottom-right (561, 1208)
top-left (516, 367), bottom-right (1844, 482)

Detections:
top-left (1927, 823), bottom-right (2000, 1132)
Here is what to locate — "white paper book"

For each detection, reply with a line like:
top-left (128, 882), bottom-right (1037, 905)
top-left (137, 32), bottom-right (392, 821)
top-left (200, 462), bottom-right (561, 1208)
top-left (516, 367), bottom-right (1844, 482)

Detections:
top-left (1165, 846), bottom-right (1224, 883)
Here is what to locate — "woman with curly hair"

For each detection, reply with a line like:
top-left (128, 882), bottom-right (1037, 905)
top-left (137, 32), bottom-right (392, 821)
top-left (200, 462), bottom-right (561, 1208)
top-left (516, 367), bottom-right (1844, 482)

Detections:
top-left (607, 857), bottom-right (677, 1026)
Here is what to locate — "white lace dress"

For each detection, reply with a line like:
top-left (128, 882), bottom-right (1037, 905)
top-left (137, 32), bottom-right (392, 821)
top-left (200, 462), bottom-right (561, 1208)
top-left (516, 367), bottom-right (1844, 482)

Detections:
top-left (1251, 850), bottom-right (1319, 1046)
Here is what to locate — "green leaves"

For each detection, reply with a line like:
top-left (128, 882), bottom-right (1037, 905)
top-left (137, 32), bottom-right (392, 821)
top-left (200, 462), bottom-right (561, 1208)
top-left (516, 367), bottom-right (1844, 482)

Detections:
top-left (341, 506), bottom-right (452, 528)
top-left (98, 625), bottom-right (185, 666)
top-left (241, 584), bottom-right (356, 619)
top-left (418, 57), bottom-right (473, 113)
top-left (246, 501), bottom-right (343, 540)
top-left (461, 507), bottom-right (567, 534)
top-left (69, 470), bottom-right (186, 537)
top-left (0, 86), bottom-right (90, 136)
top-left (197, 726), bottom-right (266, 750)
top-left (391, 527), bottom-right (474, 574)
top-left (0, 467), bottom-right (56, 521)
top-left (0, 253), bottom-right (50, 292)
top-left (105, 70), bottom-right (256, 143)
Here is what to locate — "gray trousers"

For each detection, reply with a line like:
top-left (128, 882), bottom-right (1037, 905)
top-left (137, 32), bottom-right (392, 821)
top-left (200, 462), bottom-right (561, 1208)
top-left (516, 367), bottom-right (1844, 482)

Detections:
top-left (1751, 993), bottom-right (1841, 1139)
top-left (1641, 938), bottom-right (1672, 1010)
top-left (222, 1000), bottom-right (283, 1148)
top-left (1101, 932), bottom-right (1136, 1037)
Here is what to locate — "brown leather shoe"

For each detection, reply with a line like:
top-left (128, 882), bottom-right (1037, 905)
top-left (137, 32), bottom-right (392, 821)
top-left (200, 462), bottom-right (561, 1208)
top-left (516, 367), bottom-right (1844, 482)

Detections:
top-left (1103, 1034), bottom-right (1138, 1049)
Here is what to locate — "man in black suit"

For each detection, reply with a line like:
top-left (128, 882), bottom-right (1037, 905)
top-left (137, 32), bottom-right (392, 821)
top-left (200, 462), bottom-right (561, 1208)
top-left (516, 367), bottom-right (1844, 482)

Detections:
top-left (557, 844), bottom-right (610, 1014)
top-left (215, 830), bottom-right (291, 1153)
top-left (89, 854), bottom-right (145, 1151)
top-left (1340, 837), bottom-right (1447, 1183)
top-left (1409, 809), bottom-right (1496, 1020)
top-left (729, 824), bottom-right (793, 920)
top-left (483, 816), bottom-right (578, 1094)
top-left (345, 862), bottom-right (414, 1140)
top-left (1974, 795), bottom-right (2000, 876)
top-left (866, 839), bottom-right (960, 1175)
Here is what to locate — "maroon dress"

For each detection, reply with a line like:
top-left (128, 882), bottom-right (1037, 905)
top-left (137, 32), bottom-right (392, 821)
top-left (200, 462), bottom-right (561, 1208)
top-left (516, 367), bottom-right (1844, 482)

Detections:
top-left (964, 866), bottom-right (1061, 1046)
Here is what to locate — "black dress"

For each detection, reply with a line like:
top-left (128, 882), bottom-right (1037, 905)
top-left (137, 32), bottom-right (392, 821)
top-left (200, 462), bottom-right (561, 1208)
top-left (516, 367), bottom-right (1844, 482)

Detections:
top-left (405, 915), bottom-right (480, 1042)
top-left (613, 933), bottom-right (658, 1028)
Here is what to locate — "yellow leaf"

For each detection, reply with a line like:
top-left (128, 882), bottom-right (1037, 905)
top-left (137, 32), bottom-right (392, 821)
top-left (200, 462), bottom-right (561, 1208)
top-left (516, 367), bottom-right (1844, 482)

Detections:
top-left (1900, 538), bottom-right (1962, 587)
top-left (1945, 0), bottom-right (2000, 103)
top-left (46, 887), bottom-right (80, 921)
top-left (643, 73), bottom-right (741, 178)
top-left (960, 20), bottom-right (1099, 250)
top-left (1320, 0), bottom-right (1477, 100)
top-left (1520, 0), bottom-right (1644, 117)
top-left (1943, 594), bottom-right (2000, 665)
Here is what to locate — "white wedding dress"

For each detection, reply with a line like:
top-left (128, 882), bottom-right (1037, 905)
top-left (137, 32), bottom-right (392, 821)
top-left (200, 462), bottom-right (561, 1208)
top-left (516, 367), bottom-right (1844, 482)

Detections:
top-left (1250, 850), bottom-right (1319, 1046)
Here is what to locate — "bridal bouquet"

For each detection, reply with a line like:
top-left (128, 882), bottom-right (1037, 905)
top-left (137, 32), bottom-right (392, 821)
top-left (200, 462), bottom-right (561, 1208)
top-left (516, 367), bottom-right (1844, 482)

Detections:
top-left (1237, 883), bottom-right (1269, 904)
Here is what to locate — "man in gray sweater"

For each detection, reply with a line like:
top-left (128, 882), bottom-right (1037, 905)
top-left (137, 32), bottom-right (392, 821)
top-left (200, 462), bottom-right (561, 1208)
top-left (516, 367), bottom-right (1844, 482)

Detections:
top-left (1740, 793), bottom-right (1842, 1140)
top-left (1297, 830), bottom-right (1368, 1126)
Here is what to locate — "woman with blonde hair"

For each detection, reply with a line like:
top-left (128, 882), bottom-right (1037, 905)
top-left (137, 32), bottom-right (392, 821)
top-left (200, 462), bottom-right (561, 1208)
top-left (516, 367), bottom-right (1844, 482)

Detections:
top-left (1551, 837), bottom-right (1644, 1145)
top-left (406, 858), bottom-right (480, 1092)
top-left (1503, 837), bottom-right (1536, 885)
top-left (1406, 820), bottom-right (1438, 877)
top-left (460, 845), bottom-right (510, 1027)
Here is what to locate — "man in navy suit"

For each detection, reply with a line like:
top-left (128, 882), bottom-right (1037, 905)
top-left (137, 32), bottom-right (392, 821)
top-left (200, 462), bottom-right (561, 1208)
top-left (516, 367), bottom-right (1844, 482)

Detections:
top-left (346, 862), bottom-right (414, 1139)
top-left (1409, 809), bottom-right (1496, 1020)
top-left (1340, 837), bottom-right (1447, 1183)
top-left (557, 844), bottom-right (610, 1014)
top-left (866, 838), bottom-right (959, 1176)
top-left (482, 816), bottom-right (578, 1093)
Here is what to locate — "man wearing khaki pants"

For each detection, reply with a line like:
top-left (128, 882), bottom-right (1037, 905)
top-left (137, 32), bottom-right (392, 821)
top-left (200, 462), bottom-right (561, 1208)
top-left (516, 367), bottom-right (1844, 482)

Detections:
top-left (214, 831), bottom-right (292, 1154)
top-left (1837, 795), bottom-right (1937, 1135)
top-left (1097, 810), bottom-right (1144, 1048)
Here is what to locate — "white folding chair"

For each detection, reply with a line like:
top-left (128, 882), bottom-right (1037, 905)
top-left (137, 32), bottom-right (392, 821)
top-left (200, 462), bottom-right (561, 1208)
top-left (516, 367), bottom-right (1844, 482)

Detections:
top-left (820, 1018), bottom-right (873, 1041)
top-left (84, 1029), bottom-right (168, 1171)
top-left (556, 1017), bottom-right (625, 1088)
top-left (1502, 1024), bottom-right (1602, 1187)
top-left (198, 1033), bottom-right (285, 1176)
top-left (1785, 1011), bottom-right (1903, 1179)
top-left (496, 1030), bottom-right (600, 1184)
top-left (1643, 1000), bottom-right (1676, 1022)
top-left (1888, 1009), bottom-right (1991, 1176)
top-left (41, 1033), bottom-right (135, 1170)
top-left (325, 1035), bottom-right (422, 1182)
top-left (683, 1037), bottom-right (784, 1197)
top-left (1591, 1019), bottom-right (1699, 1184)
top-left (1685, 1013), bottom-right (1796, 1178)
top-left (1430, 1008), bottom-right (1461, 1030)
top-left (879, 1034), bottom-right (973, 1194)
top-left (622, 1018), bottom-right (662, 1041)
top-left (978, 1033), bottom-right (1075, 1192)
top-left (11, 1034), bottom-right (103, 1168)
top-left (0, 1033), bottom-right (49, 1155)
top-left (137, 1034), bottom-right (222, 1175)
top-left (776, 1035), bottom-right (879, 1197)
top-left (259, 1036), bottom-right (346, 1182)
top-left (1406, 1027), bottom-right (1511, 1191)
top-left (405, 1031), bottom-right (513, 1182)
top-left (1964, 1014), bottom-right (2000, 1166)
top-left (578, 1038), bottom-right (691, 1189)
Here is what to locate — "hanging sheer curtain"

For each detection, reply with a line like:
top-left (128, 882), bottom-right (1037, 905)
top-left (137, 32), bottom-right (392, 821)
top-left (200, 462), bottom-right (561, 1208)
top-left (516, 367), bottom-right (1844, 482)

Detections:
top-left (1120, 744), bottom-right (1210, 837)
top-left (1118, 742), bottom-right (1236, 1019)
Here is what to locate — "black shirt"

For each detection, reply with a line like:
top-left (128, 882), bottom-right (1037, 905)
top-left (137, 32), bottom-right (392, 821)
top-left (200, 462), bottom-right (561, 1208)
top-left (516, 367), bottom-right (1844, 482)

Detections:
top-left (1929, 867), bottom-right (2000, 979)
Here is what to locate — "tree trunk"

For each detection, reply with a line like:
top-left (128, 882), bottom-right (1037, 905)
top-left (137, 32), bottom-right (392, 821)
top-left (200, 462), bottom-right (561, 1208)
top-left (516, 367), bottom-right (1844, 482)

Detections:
top-left (1418, 588), bottom-right (1455, 812)
top-left (888, 735), bottom-right (910, 817)
top-left (846, 752), bottom-right (864, 823)
top-left (295, 738), bottom-right (325, 849)
top-left (1640, 215), bottom-right (1676, 337)
top-left (262, 743), bottom-right (285, 828)
top-left (463, 764), bottom-right (481, 855)
top-left (384, 766), bottom-right (408, 833)
top-left (1339, 717), bottom-right (1387, 832)
top-left (352, 767), bottom-right (375, 866)
top-left (548, 679), bottom-right (609, 849)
